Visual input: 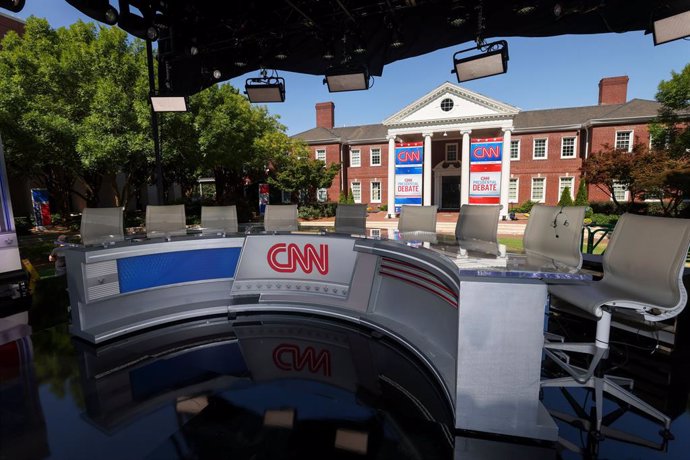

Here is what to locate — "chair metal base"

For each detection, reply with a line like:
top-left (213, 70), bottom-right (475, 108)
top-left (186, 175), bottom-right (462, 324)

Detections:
top-left (541, 374), bottom-right (672, 433)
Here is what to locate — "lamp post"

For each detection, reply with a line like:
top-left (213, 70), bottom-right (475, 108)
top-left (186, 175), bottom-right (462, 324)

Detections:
top-left (146, 39), bottom-right (165, 205)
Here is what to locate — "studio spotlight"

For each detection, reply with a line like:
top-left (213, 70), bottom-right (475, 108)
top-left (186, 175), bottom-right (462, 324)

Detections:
top-left (150, 95), bottom-right (188, 112)
top-left (653, 9), bottom-right (690, 45)
top-left (245, 70), bottom-right (286, 103)
top-left (451, 40), bottom-right (509, 83)
top-left (323, 65), bottom-right (371, 93)
top-left (65, 0), bottom-right (117, 25)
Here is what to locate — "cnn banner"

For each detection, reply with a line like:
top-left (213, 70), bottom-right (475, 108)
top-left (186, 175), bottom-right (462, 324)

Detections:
top-left (469, 138), bottom-right (502, 204)
top-left (394, 142), bottom-right (423, 213)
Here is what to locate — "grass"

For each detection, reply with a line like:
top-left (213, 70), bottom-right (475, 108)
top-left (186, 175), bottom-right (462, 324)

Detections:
top-left (498, 235), bottom-right (609, 255)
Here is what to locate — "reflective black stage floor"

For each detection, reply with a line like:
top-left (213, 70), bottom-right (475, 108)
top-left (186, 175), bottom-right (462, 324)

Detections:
top-left (2, 301), bottom-right (689, 460)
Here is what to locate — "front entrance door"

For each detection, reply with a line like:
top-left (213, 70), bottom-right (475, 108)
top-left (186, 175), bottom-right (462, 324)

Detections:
top-left (441, 176), bottom-right (460, 210)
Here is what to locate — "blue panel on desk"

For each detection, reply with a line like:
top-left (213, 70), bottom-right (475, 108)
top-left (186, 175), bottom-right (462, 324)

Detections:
top-left (117, 247), bottom-right (241, 293)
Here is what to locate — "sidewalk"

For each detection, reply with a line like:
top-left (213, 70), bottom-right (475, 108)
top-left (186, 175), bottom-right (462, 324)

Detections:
top-left (301, 211), bottom-right (528, 236)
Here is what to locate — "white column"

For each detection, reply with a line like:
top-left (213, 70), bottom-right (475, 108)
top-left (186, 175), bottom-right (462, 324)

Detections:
top-left (423, 132), bottom-right (433, 206)
top-left (460, 130), bottom-right (472, 206)
top-left (387, 135), bottom-right (396, 217)
top-left (500, 129), bottom-right (512, 219)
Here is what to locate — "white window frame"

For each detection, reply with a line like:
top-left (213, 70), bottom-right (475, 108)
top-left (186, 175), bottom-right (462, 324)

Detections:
top-left (350, 149), bottom-right (361, 167)
top-left (531, 177), bottom-right (546, 203)
top-left (615, 130), bottom-right (633, 152)
top-left (508, 178), bottom-right (519, 203)
top-left (370, 228), bottom-right (381, 239)
top-left (560, 137), bottom-right (576, 159)
top-left (315, 149), bottom-right (326, 163)
top-left (612, 180), bottom-right (629, 202)
top-left (510, 139), bottom-right (520, 161)
top-left (370, 181), bottom-right (381, 203)
top-left (559, 177), bottom-right (575, 199)
top-left (317, 188), bottom-right (328, 202)
top-left (351, 181), bottom-right (362, 203)
top-left (533, 138), bottom-right (548, 160)
top-left (445, 143), bottom-right (459, 162)
top-left (370, 148), bottom-right (382, 167)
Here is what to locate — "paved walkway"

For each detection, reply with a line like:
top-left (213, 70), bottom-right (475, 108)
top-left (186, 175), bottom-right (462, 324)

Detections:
top-left (301, 211), bottom-right (528, 236)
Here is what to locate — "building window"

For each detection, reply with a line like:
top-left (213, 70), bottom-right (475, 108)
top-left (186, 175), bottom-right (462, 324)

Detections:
top-left (370, 228), bottom-right (381, 239)
top-left (615, 131), bottom-right (633, 152)
top-left (441, 98), bottom-right (454, 112)
top-left (317, 188), bottom-right (328, 202)
top-left (510, 139), bottom-right (520, 160)
top-left (446, 143), bottom-right (458, 161)
top-left (559, 177), bottom-right (574, 199)
top-left (612, 180), bottom-right (628, 202)
top-left (531, 177), bottom-right (546, 202)
top-left (351, 149), bottom-right (361, 167)
top-left (351, 182), bottom-right (361, 203)
top-left (533, 138), bottom-right (547, 159)
top-left (281, 191), bottom-right (292, 204)
top-left (371, 181), bottom-right (381, 203)
top-left (509, 178), bottom-right (518, 203)
top-left (561, 137), bottom-right (576, 158)
top-left (315, 149), bottom-right (326, 163)
top-left (370, 148), bottom-right (381, 166)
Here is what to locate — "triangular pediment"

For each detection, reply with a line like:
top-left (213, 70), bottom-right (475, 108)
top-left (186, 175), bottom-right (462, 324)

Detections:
top-left (383, 82), bottom-right (519, 127)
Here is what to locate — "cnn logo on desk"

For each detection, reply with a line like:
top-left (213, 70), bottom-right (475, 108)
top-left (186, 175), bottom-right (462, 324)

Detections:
top-left (272, 343), bottom-right (332, 377)
top-left (267, 243), bottom-right (329, 275)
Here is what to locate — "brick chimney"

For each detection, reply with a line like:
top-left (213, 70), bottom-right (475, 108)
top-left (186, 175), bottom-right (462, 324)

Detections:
top-left (598, 76), bottom-right (629, 105)
top-left (316, 102), bottom-right (335, 129)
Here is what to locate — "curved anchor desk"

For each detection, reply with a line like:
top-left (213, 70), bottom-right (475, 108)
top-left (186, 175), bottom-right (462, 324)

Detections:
top-left (65, 232), bottom-right (590, 442)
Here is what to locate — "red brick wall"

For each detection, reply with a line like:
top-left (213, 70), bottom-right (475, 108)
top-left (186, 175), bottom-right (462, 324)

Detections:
top-left (0, 14), bottom-right (24, 41)
top-left (310, 143), bottom-right (342, 203)
top-left (344, 143), bottom-right (389, 208)
top-left (510, 131), bottom-right (583, 206)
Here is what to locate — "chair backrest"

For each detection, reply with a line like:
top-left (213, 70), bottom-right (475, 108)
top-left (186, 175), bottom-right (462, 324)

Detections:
top-left (398, 205), bottom-right (438, 233)
top-left (335, 204), bottom-right (367, 235)
top-left (80, 207), bottom-right (124, 246)
top-left (455, 204), bottom-right (501, 242)
top-left (602, 213), bottom-right (690, 321)
top-left (201, 205), bottom-right (238, 234)
top-left (264, 204), bottom-right (299, 232)
top-left (146, 204), bottom-right (187, 238)
top-left (523, 204), bottom-right (586, 269)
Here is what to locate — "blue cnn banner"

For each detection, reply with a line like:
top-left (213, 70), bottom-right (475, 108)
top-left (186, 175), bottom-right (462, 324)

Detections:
top-left (394, 142), bottom-right (423, 213)
top-left (470, 138), bottom-right (503, 204)
top-left (470, 138), bottom-right (502, 163)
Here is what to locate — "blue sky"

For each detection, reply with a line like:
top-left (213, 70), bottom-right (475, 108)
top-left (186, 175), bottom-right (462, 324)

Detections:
top-left (13, 1), bottom-right (690, 135)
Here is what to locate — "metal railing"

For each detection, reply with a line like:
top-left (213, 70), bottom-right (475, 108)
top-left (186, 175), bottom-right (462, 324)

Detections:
top-left (581, 225), bottom-right (614, 254)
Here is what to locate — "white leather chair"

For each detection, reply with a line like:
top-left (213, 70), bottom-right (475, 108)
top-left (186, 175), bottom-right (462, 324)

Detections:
top-left (455, 204), bottom-right (501, 243)
top-left (398, 205), bottom-right (438, 233)
top-left (264, 204), bottom-right (298, 232)
top-left (201, 205), bottom-right (238, 234)
top-left (80, 207), bottom-right (125, 246)
top-left (334, 204), bottom-right (367, 235)
top-left (543, 213), bottom-right (690, 435)
top-left (523, 204), bottom-right (586, 270)
top-left (145, 204), bottom-right (187, 238)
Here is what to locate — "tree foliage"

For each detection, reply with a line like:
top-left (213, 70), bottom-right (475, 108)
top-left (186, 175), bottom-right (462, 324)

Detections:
top-left (574, 179), bottom-right (588, 206)
top-left (649, 63), bottom-right (690, 158)
top-left (268, 144), bottom-right (341, 205)
top-left (558, 187), bottom-right (573, 206)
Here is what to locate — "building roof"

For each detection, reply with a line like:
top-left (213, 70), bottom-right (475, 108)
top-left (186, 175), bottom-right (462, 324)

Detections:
top-left (294, 98), bottom-right (666, 144)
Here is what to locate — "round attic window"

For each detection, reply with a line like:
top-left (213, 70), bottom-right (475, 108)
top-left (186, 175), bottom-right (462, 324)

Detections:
top-left (440, 98), bottom-right (454, 112)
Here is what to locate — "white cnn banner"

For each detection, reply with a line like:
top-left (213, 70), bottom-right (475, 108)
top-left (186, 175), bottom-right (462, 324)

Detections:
top-left (395, 174), bottom-right (422, 196)
top-left (469, 170), bottom-right (501, 196)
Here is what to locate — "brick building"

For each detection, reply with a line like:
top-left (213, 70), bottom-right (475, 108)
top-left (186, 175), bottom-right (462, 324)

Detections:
top-left (294, 76), bottom-right (661, 219)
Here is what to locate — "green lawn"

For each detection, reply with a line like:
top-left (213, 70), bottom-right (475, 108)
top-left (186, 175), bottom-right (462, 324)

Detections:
top-left (498, 236), bottom-right (609, 255)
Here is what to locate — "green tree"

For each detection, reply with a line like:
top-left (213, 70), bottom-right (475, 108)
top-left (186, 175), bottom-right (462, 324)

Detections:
top-left (0, 18), bottom-right (151, 213)
top-left (649, 63), bottom-right (690, 158)
top-left (574, 179), bottom-right (588, 206)
top-left (268, 144), bottom-right (340, 205)
top-left (558, 186), bottom-right (574, 206)
top-left (581, 143), bottom-right (642, 212)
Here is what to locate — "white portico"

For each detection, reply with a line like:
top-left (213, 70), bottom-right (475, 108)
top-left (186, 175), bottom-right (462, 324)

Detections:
top-left (384, 82), bottom-right (519, 219)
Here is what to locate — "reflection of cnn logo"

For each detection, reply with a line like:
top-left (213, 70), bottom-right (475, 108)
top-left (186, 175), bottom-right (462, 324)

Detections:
top-left (272, 343), bottom-right (331, 377)
top-left (267, 243), bottom-right (329, 275)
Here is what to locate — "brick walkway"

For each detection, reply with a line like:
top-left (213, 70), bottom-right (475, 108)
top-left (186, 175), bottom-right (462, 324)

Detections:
top-left (301, 211), bottom-right (528, 236)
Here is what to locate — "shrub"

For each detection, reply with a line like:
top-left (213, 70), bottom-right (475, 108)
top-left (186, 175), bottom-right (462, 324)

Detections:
top-left (589, 201), bottom-right (619, 215)
top-left (574, 180), bottom-right (588, 206)
top-left (558, 187), bottom-right (574, 206)
top-left (14, 216), bottom-right (33, 235)
top-left (512, 200), bottom-right (536, 213)
top-left (380, 204), bottom-right (388, 212)
top-left (589, 213), bottom-right (619, 227)
top-left (298, 202), bottom-right (337, 220)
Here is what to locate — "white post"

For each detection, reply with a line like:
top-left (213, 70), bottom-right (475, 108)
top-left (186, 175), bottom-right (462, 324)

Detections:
top-left (387, 135), bottom-right (396, 217)
top-left (460, 130), bottom-right (472, 206)
top-left (423, 132), bottom-right (433, 206)
top-left (500, 129), bottom-right (512, 220)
